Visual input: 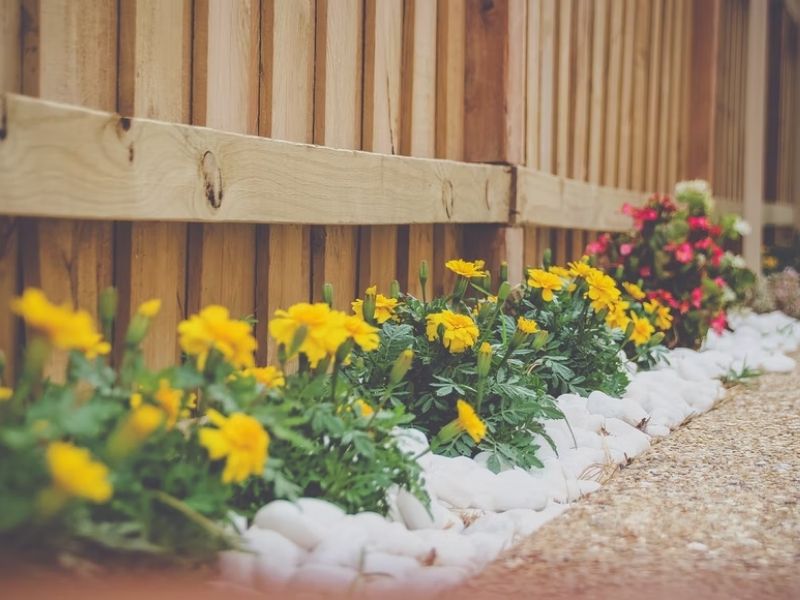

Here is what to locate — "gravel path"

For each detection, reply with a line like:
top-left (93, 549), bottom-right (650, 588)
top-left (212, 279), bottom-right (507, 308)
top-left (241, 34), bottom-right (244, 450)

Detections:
top-left (450, 364), bottom-right (800, 600)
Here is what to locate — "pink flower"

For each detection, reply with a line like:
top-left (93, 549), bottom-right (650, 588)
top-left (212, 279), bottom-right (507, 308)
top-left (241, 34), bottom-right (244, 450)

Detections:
top-left (710, 311), bottom-right (727, 334)
top-left (674, 242), bottom-right (694, 264)
top-left (585, 233), bottom-right (610, 256)
top-left (710, 245), bottom-right (724, 267)
top-left (622, 203), bottom-right (635, 217)
top-left (714, 276), bottom-right (726, 287)
top-left (694, 237), bottom-right (712, 250)
top-left (639, 265), bottom-right (652, 278)
top-left (679, 301), bottom-right (690, 314)
top-left (688, 216), bottom-right (710, 230)
top-left (709, 225), bottom-right (722, 238)
top-left (620, 243), bottom-right (633, 256)
top-left (691, 287), bottom-right (703, 309)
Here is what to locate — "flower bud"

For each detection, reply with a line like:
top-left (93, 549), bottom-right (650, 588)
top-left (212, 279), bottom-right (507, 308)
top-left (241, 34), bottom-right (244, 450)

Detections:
top-left (125, 313), bottom-right (151, 347)
top-left (0, 350), bottom-right (5, 382)
top-left (419, 260), bottom-right (429, 291)
top-left (288, 325), bottom-right (308, 357)
top-left (542, 248), bottom-right (553, 269)
top-left (481, 271), bottom-right (492, 291)
top-left (363, 286), bottom-right (377, 324)
top-left (623, 321), bottom-right (635, 341)
top-left (389, 348), bottom-right (414, 384)
top-left (99, 287), bottom-right (118, 325)
top-left (335, 338), bottom-right (354, 364)
top-left (22, 337), bottom-right (50, 381)
top-left (323, 283), bottom-right (334, 308)
top-left (390, 279), bottom-right (401, 299)
top-left (476, 341), bottom-right (492, 378)
top-left (650, 332), bottom-right (665, 346)
top-left (499, 261), bottom-right (509, 284)
top-left (497, 281), bottom-right (511, 303)
top-left (532, 330), bottom-right (549, 350)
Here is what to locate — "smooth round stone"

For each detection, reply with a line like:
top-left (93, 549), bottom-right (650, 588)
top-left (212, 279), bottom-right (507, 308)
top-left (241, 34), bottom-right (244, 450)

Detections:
top-left (760, 353), bottom-right (796, 373)
top-left (253, 500), bottom-right (327, 550)
top-left (492, 469), bottom-right (548, 511)
top-left (395, 488), bottom-right (436, 530)
top-left (645, 423), bottom-right (670, 438)
top-left (394, 427), bottom-right (430, 455)
top-left (576, 479), bottom-right (602, 496)
top-left (296, 497), bottom-right (347, 527)
top-left (243, 528), bottom-right (305, 586)
top-left (367, 521), bottom-right (432, 558)
top-left (308, 524), bottom-right (369, 568)
top-left (415, 530), bottom-right (479, 568)
top-left (586, 391), bottom-right (648, 427)
top-left (465, 531), bottom-right (512, 566)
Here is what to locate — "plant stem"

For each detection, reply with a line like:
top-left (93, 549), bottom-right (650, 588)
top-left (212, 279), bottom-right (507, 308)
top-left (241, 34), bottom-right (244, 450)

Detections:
top-left (152, 490), bottom-right (238, 546)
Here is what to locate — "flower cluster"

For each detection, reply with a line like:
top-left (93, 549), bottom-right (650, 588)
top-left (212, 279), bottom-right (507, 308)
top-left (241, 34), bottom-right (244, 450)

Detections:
top-left (587, 180), bottom-right (755, 347)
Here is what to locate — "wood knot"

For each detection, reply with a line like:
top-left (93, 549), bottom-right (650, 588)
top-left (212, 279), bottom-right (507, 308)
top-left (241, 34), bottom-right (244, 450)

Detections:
top-left (201, 151), bottom-right (223, 209)
top-left (441, 179), bottom-right (455, 220)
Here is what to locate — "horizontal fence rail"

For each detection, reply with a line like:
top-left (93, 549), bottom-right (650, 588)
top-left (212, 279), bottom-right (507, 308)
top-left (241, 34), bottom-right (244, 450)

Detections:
top-left (0, 93), bottom-right (793, 231)
top-left (0, 94), bottom-right (511, 225)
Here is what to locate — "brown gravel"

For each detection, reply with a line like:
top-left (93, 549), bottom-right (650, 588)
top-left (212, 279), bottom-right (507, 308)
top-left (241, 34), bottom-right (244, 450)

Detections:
top-left (450, 363), bottom-right (800, 600)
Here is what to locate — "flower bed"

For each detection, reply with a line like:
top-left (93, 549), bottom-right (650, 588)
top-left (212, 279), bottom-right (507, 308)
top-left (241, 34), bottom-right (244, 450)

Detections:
top-left (1, 181), bottom-right (796, 596)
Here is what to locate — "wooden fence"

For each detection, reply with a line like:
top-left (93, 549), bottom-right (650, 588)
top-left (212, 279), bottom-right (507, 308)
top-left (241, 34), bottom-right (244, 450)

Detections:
top-left (0, 0), bottom-right (798, 380)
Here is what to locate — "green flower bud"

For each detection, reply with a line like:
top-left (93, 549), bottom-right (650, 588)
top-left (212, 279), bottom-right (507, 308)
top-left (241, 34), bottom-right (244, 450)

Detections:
top-left (363, 287), bottom-right (377, 324)
top-left (532, 330), bottom-right (549, 350)
top-left (390, 348), bottom-right (414, 384)
top-left (98, 287), bottom-right (118, 326)
top-left (650, 332), bottom-right (665, 346)
top-left (497, 281), bottom-right (511, 303)
top-left (476, 341), bottom-right (492, 378)
top-left (481, 271), bottom-right (492, 291)
top-left (542, 248), bottom-right (553, 269)
top-left (390, 279), bottom-right (401, 299)
top-left (419, 260), bottom-right (429, 290)
top-left (125, 313), bottom-right (151, 347)
top-left (323, 283), bottom-right (334, 308)
top-left (288, 325), bottom-right (308, 357)
top-left (499, 261), bottom-right (509, 284)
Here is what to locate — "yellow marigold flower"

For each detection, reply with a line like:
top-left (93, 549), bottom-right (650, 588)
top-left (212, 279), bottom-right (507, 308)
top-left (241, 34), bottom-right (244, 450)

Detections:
top-left (445, 259), bottom-right (488, 279)
top-left (526, 269), bottom-right (564, 302)
top-left (11, 288), bottom-right (111, 358)
top-left (568, 258), bottom-right (594, 278)
top-left (0, 387), bottom-right (12, 401)
top-left (585, 270), bottom-right (621, 311)
top-left (655, 305), bottom-right (673, 331)
top-left (643, 299), bottom-right (660, 314)
top-left (242, 365), bottom-right (285, 389)
top-left (517, 317), bottom-right (539, 334)
top-left (622, 282), bottom-right (646, 301)
top-left (269, 302), bottom-right (349, 367)
top-left (343, 315), bottom-right (380, 352)
top-left (129, 403), bottom-right (166, 438)
top-left (548, 266), bottom-right (571, 278)
top-left (199, 409), bottom-right (269, 484)
top-left (456, 399), bottom-right (487, 444)
top-left (605, 301), bottom-right (631, 331)
top-left (630, 313), bottom-right (655, 346)
top-left (354, 399), bottom-right (374, 417)
top-left (154, 379), bottom-right (187, 429)
top-left (426, 310), bottom-right (480, 354)
top-left (762, 255), bottom-right (778, 269)
top-left (352, 292), bottom-right (398, 324)
top-left (179, 305), bottom-right (257, 370)
top-left (46, 441), bottom-right (112, 503)
top-left (137, 298), bottom-right (162, 318)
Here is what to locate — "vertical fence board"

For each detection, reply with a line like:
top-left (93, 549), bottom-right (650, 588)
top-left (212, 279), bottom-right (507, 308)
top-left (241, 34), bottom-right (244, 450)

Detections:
top-left (399, 0), bottom-right (436, 298)
top-left (189, 0), bottom-right (260, 326)
top-left (556, 0), bottom-right (573, 178)
top-left (259, 0), bottom-right (315, 362)
top-left (313, 0), bottom-right (362, 308)
top-left (116, 0), bottom-right (191, 368)
top-left (630, 0), bottom-right (650, 191)
top-left (656, 0), bottom-right (673, 192)
top-left (667, 0), bottom-right (685, 187)
top-left (359, 0), bottom-right (404, 294)
top-left (588, 0), bottom-right (608, 185)
top-left (0, 0), bottom-right (21, 382)
top-left (539, 0), bottom-right (556, 173)
top-left (571, 0), bottom-right (592, 181)
top-left (20, 0), bottom-right (117, 379)
top-left (526, 0), bottom-right (541, 170)
top-left (644, 0), bottom-right (663, 191)
top-left (617, 0), bottom-right (636, 189)
top-left (603, 0), bottom-right (623, 187)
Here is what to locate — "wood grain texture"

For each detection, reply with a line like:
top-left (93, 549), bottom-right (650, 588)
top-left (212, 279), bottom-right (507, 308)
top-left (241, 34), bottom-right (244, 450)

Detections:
top-left (571, 0), bottom-right (592, 181)
top-left (313, 0), bottom-right (363, 308)
top-left (190, 0), bottom-right (260, 323)
top-left (644, 0), bottom-right (663, 191)
top-left (588, 0), bottom-right (608, 186)
top-left (556, 0), bottom-right (574, 177)
top-left (0, 94), bottom-right (512, 225)
top-left (616, 0), bottom-right (636, 189)
top-left (743, 0), bottom-right (768, 272)
top-left (630, 0), bottom-right (650, 191)
top-left (360, 0), bottom-right (404, 293)
top-left (0, 0), bottom-right (20, 382)
top-left (259, 0), bottom-right (315, 362)
top-left (539, 0), bottom-right (557, 173)
top-left (514, 166), bottom-right (645, 232)
top-left (399, 0), bottom-right (436, 297)
top-left (603, 0), bottom-right (624, 187)
top-left (20, 0), bottom-right (116, 379)
top-left (526, 0), bottom-right (541, 169)
top-left (116, 0), bottom-right (191, 368)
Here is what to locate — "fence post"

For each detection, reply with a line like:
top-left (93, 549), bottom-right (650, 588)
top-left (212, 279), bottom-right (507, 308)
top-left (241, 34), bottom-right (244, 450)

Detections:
top-left (743, 0), bottom-right (768, 273)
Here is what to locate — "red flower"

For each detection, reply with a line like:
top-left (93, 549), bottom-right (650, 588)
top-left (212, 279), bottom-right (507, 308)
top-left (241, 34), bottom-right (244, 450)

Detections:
top-left (710, 311), bottom-right (727, 334)
top-left (709, 225), bottom-right (722, 238)
top-left (710, 245), bottom-right (724, 267)
top-left (586, 233), bottom-right (610, 256)
top-left (688, 216), bottom-right (710, 230)
top-left (679, 301), bottom-right (690, 314)
top-left (691, 287), bottom-right (703, 309)
top-left (622, 203), bottom-right (658, 230)
top-left (674, 242), bottom-right (694, 264)
top-left (639, 265), bottom-right (652, 278)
